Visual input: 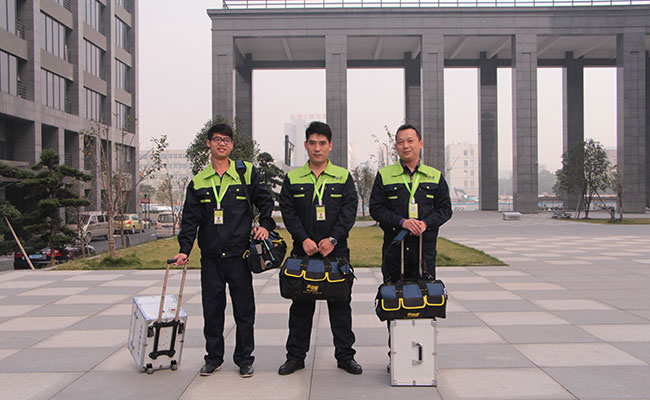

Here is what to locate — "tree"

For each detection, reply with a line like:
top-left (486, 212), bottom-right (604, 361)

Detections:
top-left (610, 164), bottom-right (624, 220)
top-left (538, 169), bottom-right (557, 195)
top-left (369, 125), bottom-right (398, 170)
top-left (0, 162), bottom-right (34, 255)
top-left (81, 121), bottom-right (166, 256)
top-left (351, 164), bottom-right (374, 217)
top-left (554, 139), bottom-right (611, 219)
top-left (19, 150), bottom-right (92, 267)
top-left (186, 116), bottom-right (258, 175)
top-left (255, 152), bottom-right (284, 202)
top-left (157, 173), bottom-right (187, 236)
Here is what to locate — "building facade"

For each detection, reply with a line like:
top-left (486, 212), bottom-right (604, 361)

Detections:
top-left (0, 0), bottom-right (139, 212)
top-left (446, 143), bottom-right (479, 202)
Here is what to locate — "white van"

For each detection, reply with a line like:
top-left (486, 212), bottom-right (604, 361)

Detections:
top-left (155, 212), bottom-right (180, 238)
top-left (65, 211), bottom-right (110, 242)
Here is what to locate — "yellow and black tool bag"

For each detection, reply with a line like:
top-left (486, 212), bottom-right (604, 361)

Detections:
top-left (375, 230), bottom-right (448, 321)
top-left (279, 256), bottom-right (354, 301)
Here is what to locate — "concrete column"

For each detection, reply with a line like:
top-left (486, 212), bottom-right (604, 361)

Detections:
top-left (421, 31), bottom-right (445, 171)
top-left (616, 32), bottom-right (646, 213)
top-left (478, 52), bottom-right (498, 211)
top-left (511, 33), bottom-right (539, 213)
top-left (562, 52), bottom-right (584, 211)
top-left (15, 121), bottom-right (39, 164)
top-left (211, 31), bottom-right (234, 122)
top-left (325, 34), bottom-right (347, 168)
top-left (404, 52), bottom-right (421, 130)
top-left (235, 52), bottom-right (253, 138)
top-left (646, 51), bottom-right (650, 208)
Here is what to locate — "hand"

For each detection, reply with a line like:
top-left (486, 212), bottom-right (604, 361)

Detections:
top-left (402, 219), bottom-right (426, 236)
top-left (318, 238), bottom-right (334, 257)
top-left (302, 238), bottom-right (318, 256)
top-left (253, 226), bottom-right (269, 241)
top-left (174, 253), bottom-right (189, 266)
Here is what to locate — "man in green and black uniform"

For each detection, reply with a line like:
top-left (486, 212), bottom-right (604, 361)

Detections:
top-left (370, 124), bottom-right (452, 283)
top-left (278, 121), bottom-right (362, 376)
top-left (174, 123), bottom-right (275, 378)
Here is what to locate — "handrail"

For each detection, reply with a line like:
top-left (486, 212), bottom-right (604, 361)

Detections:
top-left (222, 0), bottom-right (649, 9)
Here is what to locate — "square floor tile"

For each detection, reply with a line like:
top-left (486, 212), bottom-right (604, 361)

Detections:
top-left (0, 372), bottom-right (83, 400)
top-left (515, 343), bottom-right (646, 367)
top-left (0, 347), bottom-right (118, 372)
top-left (17, 287), bottom-right (88, 296)
top-left (437, 368), bottom-right (574, 400)
top-left (492, 324), bottom-right (600, 344)
top-left (0, 304), bottom-right (43, 317)
top-left (437, 326), bottom-right (505, 344)
top-left (543, 366), bottom-right (650, 399)
top-left (476, 312), bottom-right (569, 326)
top-left (452, 291), bottom-right (522, 301)
top-left (55, 294), bottom-right (129, 305)
top-left (438, 344), bottom-right (534, 369)
top-left (0, 316), bottom-right (85, 331)
top-left (579, 324), bottom-right (650, 342)
top-left (34, 329), bottom-right (128, 348)
top-left (497, 283), bottom-right (566, 291)
top-left (531, 299), bottom-right (614, 311)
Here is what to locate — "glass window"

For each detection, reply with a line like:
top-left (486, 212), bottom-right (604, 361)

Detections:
top-left (85, 88), bottom-right (102, 121)
top-left (115, 101), bottom-right (129, 130)
top-left (84, 40), bottom-right (102, 78)
top-left (116, 60), bottom-right (128, 90)
top-left (115, 17), bottom-right (128, 50)
top-left (41, 69), bottom-right (66, 111)
top-left (116, 0), bottom-right (127, 9)
top-left (1, 0), bottom-right (16, 33)
top-left (85, 0), bottom-right (101, 32)
top-left (41, 13), bottom-right (67, 60)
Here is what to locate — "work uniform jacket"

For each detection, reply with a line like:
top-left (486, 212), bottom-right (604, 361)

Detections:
top-left (369, 161), bottom-right (452, 281)
top-left (279, 160), bottom-right (358, 260)
top-left (178, 159), bottom-right (275, 258)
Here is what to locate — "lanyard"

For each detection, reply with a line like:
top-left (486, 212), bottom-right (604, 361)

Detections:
top-left (309, 174), bottom-right (328, 205)
top-left (401, 173), bottom-right (420, 204)
top-left (210, 174), bottom-right (230, 209)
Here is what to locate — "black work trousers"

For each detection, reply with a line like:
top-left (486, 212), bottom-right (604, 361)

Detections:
top-left (200, 255), bottom-right (255, 367)
top-left (286, 297), bottom-right (356, 362)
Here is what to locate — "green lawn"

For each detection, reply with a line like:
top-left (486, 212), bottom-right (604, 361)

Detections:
top-left (56, 225), bottom-right (505, 270)
top-left (572, 218), bottom-right (650, 225)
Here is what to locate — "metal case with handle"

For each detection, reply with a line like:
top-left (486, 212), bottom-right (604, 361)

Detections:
top-left (389, 318), bottom-right (437, 386)
top-left (128, 259), bottom-right (188, 374)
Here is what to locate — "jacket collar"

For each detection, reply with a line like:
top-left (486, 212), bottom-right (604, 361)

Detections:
top-left (199, 159), bottom-right (239, 181)
top-left (296, 160), bottom-right (341, 179)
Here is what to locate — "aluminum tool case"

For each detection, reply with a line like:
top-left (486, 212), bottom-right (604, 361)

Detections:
top-left (128, 259), bottom-right (188, 374)
top-left (390, 319), bottom-right (437, 386)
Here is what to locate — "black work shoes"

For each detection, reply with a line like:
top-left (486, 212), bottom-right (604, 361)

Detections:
top-left (337, 359), bottom-right (363, 375)
top-left (199, 362), bottom-right (222, 376)
top-left (239, 364), bottom-right (254, 378)
top-left (278, 359), bottom-right (305, 375)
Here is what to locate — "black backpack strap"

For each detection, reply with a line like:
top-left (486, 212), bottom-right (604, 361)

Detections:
top-left (235, 160), bottom-right (255, 216)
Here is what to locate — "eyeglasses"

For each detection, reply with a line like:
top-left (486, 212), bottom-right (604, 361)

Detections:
top-left (210, 136), bottom-right (233, 144)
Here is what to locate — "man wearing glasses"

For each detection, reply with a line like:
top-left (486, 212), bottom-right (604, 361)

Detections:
top-left (174, 123), bottom-right (276, 378)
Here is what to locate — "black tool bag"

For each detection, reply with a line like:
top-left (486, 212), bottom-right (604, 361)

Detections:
top-left (235, 160), bottom-right (287, 273)
top-left (243, 230), bottom-right (287, 273)
top-left (279, 256), bottom-right (354, 301)
top-left (375, 232), bottom-right (447, 321)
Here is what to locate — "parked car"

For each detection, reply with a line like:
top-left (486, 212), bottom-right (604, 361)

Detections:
top-left (114, 214), bottom-right (145, 234)
top-left (14, 238), bottom-right (96, 269)
top-left (65, 211), bottom-right (110, 243)
top-left (155, 212), bottom-right (180, 238)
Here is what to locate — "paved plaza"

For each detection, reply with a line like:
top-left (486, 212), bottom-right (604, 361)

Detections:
top-left (1, 211), bottom-right (649, 399)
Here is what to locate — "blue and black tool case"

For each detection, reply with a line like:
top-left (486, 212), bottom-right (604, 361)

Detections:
top-left (279, 256), bottom-right (354, 301)
top-left (375, 232), bottom-right (448, 321)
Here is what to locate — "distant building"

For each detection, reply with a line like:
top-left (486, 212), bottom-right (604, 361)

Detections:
top-left (140, 148), bottom-right (193, 193)
top-left (0, 0), bottom-right (139, 212)
top-left (445, 143), bottom-right (479, 201)
top-left (283, 113), bottom-right (326, 166)
top-left (606, 146), bottom-right (617, 167)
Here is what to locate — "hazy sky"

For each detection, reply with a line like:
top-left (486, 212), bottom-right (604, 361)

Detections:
top-left (139, 1), bottom-right (617, 173)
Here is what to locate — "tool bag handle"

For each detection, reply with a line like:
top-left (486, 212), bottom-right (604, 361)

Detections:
top-left (157, 258), bottom-right (188, 323)
top-left (381, 229), bottom-right (425, 281)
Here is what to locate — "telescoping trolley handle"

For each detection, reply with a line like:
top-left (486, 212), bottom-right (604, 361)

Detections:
top-left (148, 258), bottom-right (188, 362)
top-left (396, 230), bottom-right (425, 280)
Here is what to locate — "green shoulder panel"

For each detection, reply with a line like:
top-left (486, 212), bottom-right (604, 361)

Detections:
top-left (378, 163), bottom-right (404, 185)
top-left (326, 163), bottom-right (350, 184)
top-left (241, 161), bottom-right (253, 184)
top-left (192, 165), bottom-right (214, 190)
top-left (419, 164), bottom-right (442, 184)
top-left (287, 165), bottom-right (311, 184)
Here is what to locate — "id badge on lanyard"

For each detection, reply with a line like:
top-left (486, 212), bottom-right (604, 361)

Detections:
top-left (211, 175), bottom-right (229, 225)
top-left (214, 208), bottom-right (224, 225)
top-left (311, 174), bottom-right (327, 222)
top-left (316, 205), bottom-right (326, 221)
top-left (408, 202), bottom-right (418, 219)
